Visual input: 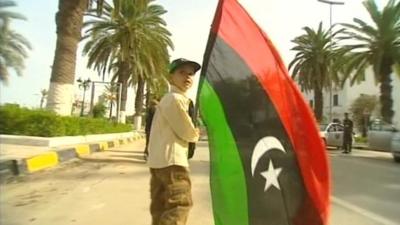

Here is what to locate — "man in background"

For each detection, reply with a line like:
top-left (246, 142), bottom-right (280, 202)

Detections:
top-left (342, 112), bottom-right (354, 153)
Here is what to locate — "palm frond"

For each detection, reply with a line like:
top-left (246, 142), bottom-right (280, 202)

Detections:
top-left (82, 0), bottom-right (172, 104)
top-left (0, 0), bottom-right (31, 83)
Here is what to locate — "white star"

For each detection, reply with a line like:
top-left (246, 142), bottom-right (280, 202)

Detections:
top-left (260, 159), bottom-right (282, 191)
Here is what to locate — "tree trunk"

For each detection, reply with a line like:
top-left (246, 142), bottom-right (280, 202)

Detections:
top-left (133, 77), bottom-right (145, 130)
top-left (109, 102), bottom-right (113, 119)
top-left (379, 62), bottom-right (394, 124)
top-left (40, 97), bottom-right (45, 109)
top-left (117, 62), bottom-right (130, 123)
top-left (135, 77), bottom-right (145, 116)
top-left (314, 87), bottom-right (323, 122)
top-left (145, 82), bottom-right (151, 109)
top-left (46, 0), bottom-right (88, 115)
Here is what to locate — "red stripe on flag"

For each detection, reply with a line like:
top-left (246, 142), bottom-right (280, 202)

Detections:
top-left (211, 0), bottom-right (330, 224)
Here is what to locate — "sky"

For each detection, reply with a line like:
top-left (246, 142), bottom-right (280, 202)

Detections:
top-left (0, 0), bottom-right (388, 114)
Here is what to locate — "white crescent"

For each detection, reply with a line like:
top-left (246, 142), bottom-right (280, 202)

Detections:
top-left (251, 136), bottom-right (286, 176)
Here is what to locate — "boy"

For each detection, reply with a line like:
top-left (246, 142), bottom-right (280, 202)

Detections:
top-left (147, 58), bottom-right (201, 225)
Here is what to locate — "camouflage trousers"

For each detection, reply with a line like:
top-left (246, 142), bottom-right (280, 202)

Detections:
top-left (150, 166), bottom-right (193, 225)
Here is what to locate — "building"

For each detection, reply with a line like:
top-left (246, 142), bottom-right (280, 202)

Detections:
top-left (303, 69), bottom-right (400, 129)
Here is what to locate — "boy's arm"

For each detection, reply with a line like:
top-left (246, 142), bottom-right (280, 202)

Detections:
top-left (159, 95), bottom-right (199, 142)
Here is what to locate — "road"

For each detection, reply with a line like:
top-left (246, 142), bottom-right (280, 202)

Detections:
top-left (329, 149), bottom-right (400, 225)
top-left (1, 140), bottom-right (399, 225)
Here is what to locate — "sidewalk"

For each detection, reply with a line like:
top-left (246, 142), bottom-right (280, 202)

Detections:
top-left (0, 144), bottom-right (52, 161)
top-left (0, 135), bottom-right (386, 178)
top-left (0, 133), bottom-right (145, 176)
top-left (0, 140), bottom-right (214, 225)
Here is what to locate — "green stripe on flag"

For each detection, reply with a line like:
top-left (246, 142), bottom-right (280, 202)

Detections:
top-left (199, 80), bottom-right (249, 225)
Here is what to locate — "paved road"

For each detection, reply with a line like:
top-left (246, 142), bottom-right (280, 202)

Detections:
top-left (329, 149), bottom-right (400, 225)
top-left (1, 140), bottom-right (399, 225)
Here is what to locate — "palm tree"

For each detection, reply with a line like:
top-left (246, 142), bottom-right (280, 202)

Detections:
top-left (289, 22), bottom-right (344, 122)
top-left (0, 0), bottom-right (31, 84)
top-left (46, 0), bottom-right (110, 115)
top-left (339, 0), bottom-right (400, 124)
top-left (103, 83), bottom-right (117, 119)
top-left (145, 76), bottom-right (169, 108)
top-left (39, 89), bottom-right (48, 108)
top-left (82, 0), bottom-right (173, 124)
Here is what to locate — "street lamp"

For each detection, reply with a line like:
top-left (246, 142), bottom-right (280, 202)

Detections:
top-left (317, 0), bottom-right (345, 122)
top-left (77, 77), bottom-right (91, 117)
top-left (317, 0), bottom-right (345, 29)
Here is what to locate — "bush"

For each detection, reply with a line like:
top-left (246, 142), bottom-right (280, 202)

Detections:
top-left (350, 94), bottom-right (378, 134)
top-left (92, 102), bottom-right (107, 118)
top-left (0, 104), bottom-right (132, 137)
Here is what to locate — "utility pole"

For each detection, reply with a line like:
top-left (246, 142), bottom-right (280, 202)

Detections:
top-left (317, 0), bottom-right (345, 122)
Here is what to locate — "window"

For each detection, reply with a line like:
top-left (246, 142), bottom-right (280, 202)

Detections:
top-left (328, 126), bottom-right (335, 132)
top-left (333, 94), bottom-right (339, 106)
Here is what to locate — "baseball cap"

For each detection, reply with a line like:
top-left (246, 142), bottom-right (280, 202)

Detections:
top-left (169, 58), bottom-right (201, 74)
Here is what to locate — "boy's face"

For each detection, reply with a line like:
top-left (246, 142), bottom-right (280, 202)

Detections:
top-left (170, 64), bottom-right (195, 92)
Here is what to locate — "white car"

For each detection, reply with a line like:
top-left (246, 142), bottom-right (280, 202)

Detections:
top-left (319, 123), bottom-right (345, 148)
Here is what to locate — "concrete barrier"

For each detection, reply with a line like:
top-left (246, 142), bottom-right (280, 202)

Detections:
top-left (0, 132), bottom-right (139, 147)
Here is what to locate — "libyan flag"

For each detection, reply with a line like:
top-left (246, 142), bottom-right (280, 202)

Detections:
top-left (197, 0), bottom-right (330, 225)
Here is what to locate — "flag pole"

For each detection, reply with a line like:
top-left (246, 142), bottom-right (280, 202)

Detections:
top-left (193, 0), bottom-right (224, 120)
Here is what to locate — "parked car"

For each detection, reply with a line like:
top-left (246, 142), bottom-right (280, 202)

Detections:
top-left (319, 123), bottom-right (344, 148)
top-left (368, 119), bottom-right (399, 162)
top-left (368, 119), bottom-right (398, 151)
top-left (391, 132), bottom-right (400, 163)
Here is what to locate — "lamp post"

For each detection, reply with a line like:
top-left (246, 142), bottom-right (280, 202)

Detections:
top-left (363, 109), bottom-right (370, 138)
top-left (317, 0), bottom-right (345, 122)
top-left (77, 78), bottom-right (91, 117)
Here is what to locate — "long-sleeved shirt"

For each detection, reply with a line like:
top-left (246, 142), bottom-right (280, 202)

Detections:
top-left (147, 86), bottom-right (199, 169)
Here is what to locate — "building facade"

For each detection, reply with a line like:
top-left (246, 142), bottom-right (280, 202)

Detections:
top-left (303, 69), bottom-right (400, 129)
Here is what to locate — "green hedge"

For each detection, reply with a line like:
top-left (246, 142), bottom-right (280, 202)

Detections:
top-left (0, 104), bottom-right (132, 137)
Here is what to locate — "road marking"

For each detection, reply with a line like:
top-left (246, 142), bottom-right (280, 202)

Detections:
top-left (332, 196), bottom-right (397, 225)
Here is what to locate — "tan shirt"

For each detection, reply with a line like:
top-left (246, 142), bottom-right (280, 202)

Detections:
top-left (147, 86), bottom-right (199, 169)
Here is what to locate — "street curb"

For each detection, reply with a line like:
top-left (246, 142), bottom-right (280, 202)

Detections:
top-left (353, 145), bottom-right (368, 150)
top-left (353, 145), bottom-right (390, 152)
top-left (0, 133), bottom-right (145, 177)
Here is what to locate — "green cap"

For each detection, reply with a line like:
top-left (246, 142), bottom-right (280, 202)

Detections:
top-left (169, 58), bottom-right (201, 74)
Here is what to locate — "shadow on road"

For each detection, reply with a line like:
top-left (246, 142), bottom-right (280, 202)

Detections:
top-left (79, 156), bottom-right (146, 165)
top-left (106, 150), bottom-right (145, 154)
top-left (0, 160), bottom-right (149, 184)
